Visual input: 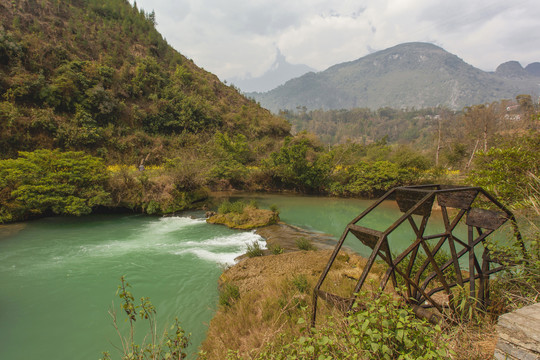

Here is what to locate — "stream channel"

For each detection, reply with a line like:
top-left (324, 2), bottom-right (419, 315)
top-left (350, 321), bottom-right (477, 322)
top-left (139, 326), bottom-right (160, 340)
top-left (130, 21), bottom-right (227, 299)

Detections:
top-left (0, 194), bottom-right (466, 359)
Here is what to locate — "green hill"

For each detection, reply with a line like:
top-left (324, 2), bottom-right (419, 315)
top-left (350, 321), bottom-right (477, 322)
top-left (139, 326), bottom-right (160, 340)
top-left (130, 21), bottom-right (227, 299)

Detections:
top-left (0, 0), bottom-right (290, 162)
top-left (250, 42), bottom-right (540, 112)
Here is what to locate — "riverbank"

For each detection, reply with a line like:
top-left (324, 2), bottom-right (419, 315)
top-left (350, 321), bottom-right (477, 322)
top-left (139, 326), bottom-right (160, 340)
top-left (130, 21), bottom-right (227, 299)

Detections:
top-left (200, 209), bottom-right (502, 359)
top-left (199, 249), bottom-right (370, 359)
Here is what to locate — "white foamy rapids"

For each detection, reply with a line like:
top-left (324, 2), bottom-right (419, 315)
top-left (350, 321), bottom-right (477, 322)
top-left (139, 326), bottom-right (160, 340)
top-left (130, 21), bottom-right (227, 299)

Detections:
top-left (74, 217), bottom-right (207, 258)
top-left (173, 231), bottom-right (266, 265)
top-left (140, 216), bottom-right (206, 236)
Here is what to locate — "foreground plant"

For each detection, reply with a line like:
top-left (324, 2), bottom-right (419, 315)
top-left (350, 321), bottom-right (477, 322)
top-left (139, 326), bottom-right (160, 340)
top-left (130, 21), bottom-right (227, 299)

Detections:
top-left (254, 291), bottom-right (453, 360)
top-left (101, 276), bottom-right (190, 360)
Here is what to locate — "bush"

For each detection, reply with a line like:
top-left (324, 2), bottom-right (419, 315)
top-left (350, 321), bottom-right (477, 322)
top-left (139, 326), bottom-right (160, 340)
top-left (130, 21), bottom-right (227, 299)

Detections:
top-left (246, 241), bottom-right (263, 258)
top-left (295, 237), bottom-right (315, 251)
top-left (264, 136), bottom-right (331, 192)
top-left (219, 283), bottom-right (240, 307)
top-left (218, 200), bottom-right (246, 214)
top-left (269, 244), bottom-right (284, 255)
top-left (0, 149), bottom-right (110, 222)
top-left (467, 133), bottom-right (539, 207)
top-left (291, 275), bottom-right (309, 293)
top-left (256, 292), bottom-right (453, 360)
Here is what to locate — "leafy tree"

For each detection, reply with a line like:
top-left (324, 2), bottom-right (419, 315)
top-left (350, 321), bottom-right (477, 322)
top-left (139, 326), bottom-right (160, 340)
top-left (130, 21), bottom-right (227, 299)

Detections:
top-left (467, 133), bottom-right (539, 205)
top-left (330, 161), bottom-right (415, 197)
top-left (462, 102), bottom-right (500, 152)
top-left (265, 136), bottom-right (331, 192)
top-left (131, 57), bottom-right (166, 96)
top-left (0, 149), bottom-right (110, 222)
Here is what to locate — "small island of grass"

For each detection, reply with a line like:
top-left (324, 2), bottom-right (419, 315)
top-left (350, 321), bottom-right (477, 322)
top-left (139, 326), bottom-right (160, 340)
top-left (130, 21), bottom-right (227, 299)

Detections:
top-left (206, 200), bottom-right (280, 229)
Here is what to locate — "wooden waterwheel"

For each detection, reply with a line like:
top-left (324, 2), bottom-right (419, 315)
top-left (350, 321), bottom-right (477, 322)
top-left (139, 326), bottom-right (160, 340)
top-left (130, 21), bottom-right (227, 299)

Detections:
top-left (311, 185), bottom-right (524, 326)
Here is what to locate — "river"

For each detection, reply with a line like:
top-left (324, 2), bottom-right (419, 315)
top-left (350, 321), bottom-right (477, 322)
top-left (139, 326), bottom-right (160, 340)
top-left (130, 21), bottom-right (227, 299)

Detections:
top-left (0, 194), bottom-right (472, 359)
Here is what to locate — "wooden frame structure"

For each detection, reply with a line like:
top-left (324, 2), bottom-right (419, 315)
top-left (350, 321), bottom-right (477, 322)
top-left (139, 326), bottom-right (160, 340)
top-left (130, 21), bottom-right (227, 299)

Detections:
top-left (311, 185), bottom-right (524, 326)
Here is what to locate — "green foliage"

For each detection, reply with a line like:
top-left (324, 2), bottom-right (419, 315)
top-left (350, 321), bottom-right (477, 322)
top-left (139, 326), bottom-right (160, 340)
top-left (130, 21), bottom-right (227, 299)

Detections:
top-left (0, 149), bottom-right (110, 222)
top-left (246, 240), bottom-right (264, 258)
top-left (105, 162), bottom-right (208, 215)
top-left (219, 283), bottom-right (240, 307)
top-left (269, 244), bottom-right (284, 255)
top-left (214, 132), bottom-right (251, 164)
top-left (487, 172), bottom-right (540, 314)
top-left (291, 274), bottom-right (309, 293)
top-left (295, 237), bottom-right (315, 251)
top-left (256, 292), bottom-right (452, 360)
top-left (280, 106), bottom-right (450, 145)
top-left (0, 30), bottom-right (23, 65)
top-left (102, 276), bottom-right (190, 360)
top-left (265, 136), bottom-right (331, 192)
top-left (218, 200), bottom-right (246, 215)
top-left (208, 132), bottom-right (252, 186)
top-left (131, 57), bottom-right (166, 96)
top-left (467, 133), bottom-right (539, 206)
top-left (390, 145), bottom-right (432, 170)
top-left (330, 161), bottom-right (416, 197)
top-left (0, 0), bottom-right (289, 163)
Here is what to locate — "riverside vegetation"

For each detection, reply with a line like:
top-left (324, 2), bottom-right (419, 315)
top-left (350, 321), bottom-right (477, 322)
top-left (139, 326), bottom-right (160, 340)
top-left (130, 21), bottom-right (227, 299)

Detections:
top-left (1, 0), bottom-right (538, 359)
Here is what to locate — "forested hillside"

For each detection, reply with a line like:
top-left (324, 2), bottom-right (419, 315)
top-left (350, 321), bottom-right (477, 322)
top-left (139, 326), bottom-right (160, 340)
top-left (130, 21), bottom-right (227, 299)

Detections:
top-left (0, 0), bottom-right (294, 221)
top-left (0, 0), bottom-right (290, 163)
top-left (281, 95), bottom-right (536, 147)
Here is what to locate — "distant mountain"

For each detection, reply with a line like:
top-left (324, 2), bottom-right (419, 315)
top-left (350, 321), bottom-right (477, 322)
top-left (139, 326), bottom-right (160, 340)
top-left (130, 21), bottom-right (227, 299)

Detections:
top-left (250, 42), bottom-right (540, 112)
top-left (228, 49), bottom-right (315, 93)
top-left (495, 61), bottom-right (530, 78)
top-left (525, 62), bottom-right (540, 77)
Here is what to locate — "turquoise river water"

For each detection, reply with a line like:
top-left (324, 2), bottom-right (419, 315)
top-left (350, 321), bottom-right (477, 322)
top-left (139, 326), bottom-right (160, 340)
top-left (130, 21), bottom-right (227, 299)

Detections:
top-left (1, 194), bottom-right (472, 359)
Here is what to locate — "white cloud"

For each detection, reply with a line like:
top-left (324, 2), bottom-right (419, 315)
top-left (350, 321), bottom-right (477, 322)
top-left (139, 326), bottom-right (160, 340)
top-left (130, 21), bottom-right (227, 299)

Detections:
top-left (134, 0), bottom-right (540, 79)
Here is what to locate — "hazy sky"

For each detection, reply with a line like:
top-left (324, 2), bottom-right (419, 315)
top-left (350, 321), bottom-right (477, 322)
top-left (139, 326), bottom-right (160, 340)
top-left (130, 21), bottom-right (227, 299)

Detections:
top-left (134, 0), bottom-right (540, 81)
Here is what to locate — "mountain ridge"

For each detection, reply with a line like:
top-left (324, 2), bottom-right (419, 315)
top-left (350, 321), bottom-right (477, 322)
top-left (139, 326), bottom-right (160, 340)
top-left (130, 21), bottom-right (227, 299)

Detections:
top-left (249, 42), bottom-right (539, 112)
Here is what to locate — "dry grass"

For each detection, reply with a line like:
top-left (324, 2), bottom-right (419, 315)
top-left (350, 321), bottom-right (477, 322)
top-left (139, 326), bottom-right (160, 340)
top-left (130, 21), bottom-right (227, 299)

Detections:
top-left (446, 320), bottom-right (498, 360)
top-left (200, 250), bottom-right (372, 359)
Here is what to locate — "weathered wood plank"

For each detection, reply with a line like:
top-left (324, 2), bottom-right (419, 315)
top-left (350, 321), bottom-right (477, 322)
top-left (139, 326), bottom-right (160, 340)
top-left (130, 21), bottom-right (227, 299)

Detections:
top-left (496, 302), bottom-right (540, 358)
top-left (348, 224), bottom-right (383, 249)
top-left (495, 339), bottom-right (540, 360)
top-left (466, 208), bottom-right (508, 230)
top-left (437, 188), bottom-right (478, 209)
top-left (395, 189), bottom-right (434, 216)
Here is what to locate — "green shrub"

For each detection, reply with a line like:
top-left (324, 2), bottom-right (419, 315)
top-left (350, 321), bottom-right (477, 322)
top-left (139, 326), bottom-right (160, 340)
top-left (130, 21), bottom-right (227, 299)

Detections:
top-left (269, 204), bottom-right (279, 213)
top-left (467, 133), bottom-right (539, 207)
top-left (219, 283), bottom-right (240, 307)
top-left (246, 241), bottom-right (263, 258)
top-left (295, 237), bottom-right (315, 251)
top-left (218, 200), bottom-right (246, 214)
top-left (256, 292), bottom-right (452, 360)
top-left (269, 244), bottom-right (284, 255)
top-left (0, 149), bottom-right (110, 222)
top-left (291, 274), bottom-right (309, 293)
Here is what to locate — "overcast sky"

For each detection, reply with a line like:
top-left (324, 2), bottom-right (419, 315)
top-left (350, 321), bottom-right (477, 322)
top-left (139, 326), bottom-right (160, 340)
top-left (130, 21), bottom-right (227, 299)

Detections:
top-left (134, 0), bottom-right (540, 81)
